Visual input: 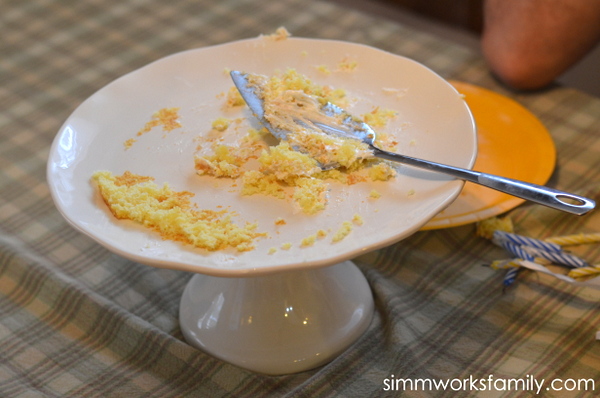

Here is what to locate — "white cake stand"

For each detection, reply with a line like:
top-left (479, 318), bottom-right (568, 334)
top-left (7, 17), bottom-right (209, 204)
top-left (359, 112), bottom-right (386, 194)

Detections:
top-left (47, 37), bottom-right (476, 375)
top-left (179, 260), bottom-right (373, 374)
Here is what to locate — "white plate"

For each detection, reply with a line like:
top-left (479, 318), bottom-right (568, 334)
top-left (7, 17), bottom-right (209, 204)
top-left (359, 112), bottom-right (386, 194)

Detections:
top-left (47, 37), bottom-right (476, 277)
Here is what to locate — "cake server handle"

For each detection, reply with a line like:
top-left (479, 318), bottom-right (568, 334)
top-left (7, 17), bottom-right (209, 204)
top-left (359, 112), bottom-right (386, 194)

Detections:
top-left (372, 146), bottom-right (595, 216)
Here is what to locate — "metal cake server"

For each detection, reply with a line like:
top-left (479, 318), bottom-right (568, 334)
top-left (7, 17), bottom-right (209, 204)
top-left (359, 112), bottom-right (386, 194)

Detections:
top-left (231, 70), bottom-right (595, 216)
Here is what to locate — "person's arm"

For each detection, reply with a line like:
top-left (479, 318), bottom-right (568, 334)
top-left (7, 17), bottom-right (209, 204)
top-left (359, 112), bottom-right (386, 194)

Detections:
top-left (481, 0), bottom-right (600, 90)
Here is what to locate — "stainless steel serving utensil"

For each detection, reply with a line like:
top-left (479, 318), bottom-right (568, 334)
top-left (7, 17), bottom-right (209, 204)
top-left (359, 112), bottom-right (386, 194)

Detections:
top-left (231, 70), bottom-right (595, 216)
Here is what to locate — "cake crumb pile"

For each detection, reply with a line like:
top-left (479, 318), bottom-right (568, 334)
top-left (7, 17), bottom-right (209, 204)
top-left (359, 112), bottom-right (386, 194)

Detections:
top-left (194, 69), bottom-right (398, 215)
top-left (92, 170), bottom-right (265, 252)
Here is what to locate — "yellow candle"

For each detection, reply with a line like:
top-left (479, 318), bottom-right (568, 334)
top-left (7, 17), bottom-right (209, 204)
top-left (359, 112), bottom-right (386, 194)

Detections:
top-left (544, 233), bottom-right (600, 246)
top-left (568, 265), bottom-right (600, 279)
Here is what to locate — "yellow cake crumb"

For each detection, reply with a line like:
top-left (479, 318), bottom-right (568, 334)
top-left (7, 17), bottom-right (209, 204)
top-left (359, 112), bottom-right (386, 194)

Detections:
top-left (368, 162), bottom-right (396, 181)
top-left (373, 131), bottom-right (399, 151)
top-left (352, 214), bottom-right (364, 226)
top-left (286, 129), bottom-right (372, 169)
top-left (92, 171), bottom-right (266, 251)
top-left (124, 138), bottom-right (137, 150)
top-left (337, 57), bottom-right (357, 72)
top-left (137, 107), bottom-right (182, 136)
top-left (225, 87), bottom-right (246, 108)
top-left (258, 142), bottom-right (320, 179)
top-left (268, 247), bottom-right (277, 254)
top-left (263, 26), bottom-right (291, 41)
top-left (241, 170), bottom-right (287, 199)
top-left (476, 216), bottom-right (514, 240)
top-left (274, 217), bottom-right (287, 226)
top-left (194, 145), bottom-right (246, 178)
top-left (211, 117), bottom-right (231, 132)
top-left (194, 133), bottom-right (267, 179)
top-left (315, 65), bottom-right (332, 75)
top-left (301, 234), bottom-right (317, 247)
top-left (369, 190), bottom-right (382, 199)
top-left (292, 177), bottom-right (327, 215)
top-left (332, 221), bottom-right (353, 242)
top-left (251, 68), bottom-right (348, 112)
top-left (361, 106), bottom-right (398, 128)
top-left (281, 242), bottom-right (292, 250)
top-left (124, 107), bottom-right (182, 148)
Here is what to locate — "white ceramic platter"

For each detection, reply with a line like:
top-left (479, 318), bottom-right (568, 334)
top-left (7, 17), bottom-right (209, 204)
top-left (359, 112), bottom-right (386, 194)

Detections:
top-left (47, 37), bottom-right (476, 277)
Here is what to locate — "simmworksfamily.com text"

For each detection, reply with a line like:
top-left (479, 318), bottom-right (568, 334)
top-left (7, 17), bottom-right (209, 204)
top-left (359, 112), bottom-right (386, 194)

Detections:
top-left (383, 374), bottom-right (595, 394)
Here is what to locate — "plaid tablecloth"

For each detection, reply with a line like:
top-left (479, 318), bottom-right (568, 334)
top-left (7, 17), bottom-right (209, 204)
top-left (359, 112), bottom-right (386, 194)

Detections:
top-left (1, 0), bottom-right (599, 397)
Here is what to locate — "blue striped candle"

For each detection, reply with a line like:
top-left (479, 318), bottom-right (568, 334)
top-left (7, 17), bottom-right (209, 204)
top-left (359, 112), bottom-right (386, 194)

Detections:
top-left (522, 246), bottom-right (588, 268)
top-left (503, 267), bottom-right (520, 288)
top-left (493, 231), bottom-right (562, 253)
top-left (497, 240), bottom-right (536, 262)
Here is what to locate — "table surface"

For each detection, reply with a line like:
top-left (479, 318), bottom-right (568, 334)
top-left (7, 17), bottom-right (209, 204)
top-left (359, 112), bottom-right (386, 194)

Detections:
top-left (1, 0), bottom-right (599, 397)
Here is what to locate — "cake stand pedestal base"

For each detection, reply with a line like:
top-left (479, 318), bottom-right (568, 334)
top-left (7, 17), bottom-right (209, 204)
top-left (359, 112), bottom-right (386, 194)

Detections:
top-left (179, 260), bottom-right (373, 375)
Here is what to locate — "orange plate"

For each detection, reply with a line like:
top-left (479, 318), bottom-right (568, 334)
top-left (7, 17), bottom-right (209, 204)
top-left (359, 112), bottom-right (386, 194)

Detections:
top-left (423, 81), bottom-right (556, 230)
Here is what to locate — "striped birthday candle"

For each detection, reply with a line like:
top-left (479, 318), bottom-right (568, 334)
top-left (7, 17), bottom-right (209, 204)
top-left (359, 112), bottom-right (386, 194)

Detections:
top-left (503, 267), bottom-right (520, 288)
top-left (522, 246), bottom-right (589, 268)
top-left (496, 240), bottom-right (536, 262)
top-left (490, 259), bottom-right (521, 270)
top-left (568, 265), bottom-right (600, 279)
top-left (493, 231), bottom-right (562, 253)
top-left (544, 233), bottom-right (600, 246)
